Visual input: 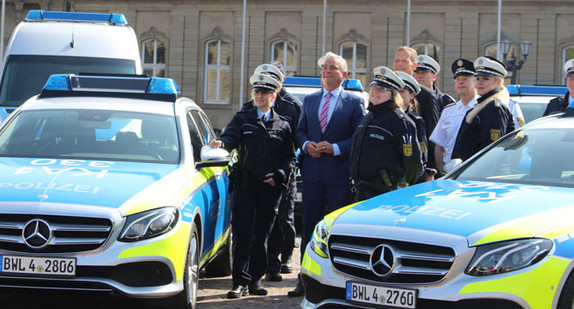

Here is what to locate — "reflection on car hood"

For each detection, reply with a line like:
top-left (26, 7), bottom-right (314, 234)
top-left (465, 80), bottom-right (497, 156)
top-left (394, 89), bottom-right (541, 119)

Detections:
top-left (0, 158), bottom-right (179, 208)
top-left (335, 179), bottom-right (574, 245)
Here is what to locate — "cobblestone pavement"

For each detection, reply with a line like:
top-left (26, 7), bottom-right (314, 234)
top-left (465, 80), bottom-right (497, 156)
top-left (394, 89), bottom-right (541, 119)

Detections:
top-left (197, 237), bottom-right (304, 309)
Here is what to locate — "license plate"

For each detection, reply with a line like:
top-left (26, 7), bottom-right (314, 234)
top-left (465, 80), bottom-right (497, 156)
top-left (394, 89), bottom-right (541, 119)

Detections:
top-left (1, 255), bottom-right (76, 276)
top-left (346, 281), bottom-right (416, 308)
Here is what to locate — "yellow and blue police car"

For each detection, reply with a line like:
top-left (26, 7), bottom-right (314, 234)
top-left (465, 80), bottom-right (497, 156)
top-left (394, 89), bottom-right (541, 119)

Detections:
top-left (301, 109), bottom-right (574, 309)
top-left (0, 74), bottom-right (231, 309)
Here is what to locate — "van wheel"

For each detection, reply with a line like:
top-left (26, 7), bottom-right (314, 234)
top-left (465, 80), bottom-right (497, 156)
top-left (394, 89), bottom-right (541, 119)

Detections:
top-left (204, 231), bottom-right (232, 277)
top-left (557, 271), bottom-right (574, 309)
top-left (164, 222), bottom-right (200, 309)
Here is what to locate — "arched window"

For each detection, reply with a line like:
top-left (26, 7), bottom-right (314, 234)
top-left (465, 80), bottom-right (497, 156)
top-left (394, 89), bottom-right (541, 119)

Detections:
top-left (204, 39), bottom-right (231, 104)
top-left (339, 41), bottom-right (368, 87)
top-left (562, 45), bottom-right (574, 83)
top-left (270, 40), bottom-right (298, 76)
top-left (412, 43), bottom-right (440, 62)
top-left (141, 38), bottom-right (166, 77)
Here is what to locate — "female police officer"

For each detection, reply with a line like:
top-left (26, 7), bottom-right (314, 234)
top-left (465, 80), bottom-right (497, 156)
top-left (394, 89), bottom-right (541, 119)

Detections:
top-left (452, 56), bottom-right (514, 161)
top-left (396, 71), bottom-right (436, 182)
top-left (209, 73), bottom-right (294, 299)
top-left (349, 66), bottom-right (423, 202)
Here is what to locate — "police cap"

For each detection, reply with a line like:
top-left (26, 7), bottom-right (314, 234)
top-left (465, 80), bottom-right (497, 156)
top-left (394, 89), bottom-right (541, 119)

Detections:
top-left (395, 71), bottom-right (421, 95)
top-left (250, 74), bottom-right (281, 93)
top-left (564, 59), bottom-right (574, 76)
top-left (253, 64), bottom-right (284, 82)
top-left (414, 55), bottom-right (440, 74)
top-left (451, 58), bottom-right (475, 78)
top-left (371, 66), bottom-right (405, 91)
top-left (474, 56), bottom-right (507, 78)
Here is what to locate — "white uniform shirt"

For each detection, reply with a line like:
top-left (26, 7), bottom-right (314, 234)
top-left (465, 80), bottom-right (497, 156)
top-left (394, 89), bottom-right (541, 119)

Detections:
top-left (508, 99), bottom-right (525, 128)
top-left (429, 95), bottom-right (479, 163)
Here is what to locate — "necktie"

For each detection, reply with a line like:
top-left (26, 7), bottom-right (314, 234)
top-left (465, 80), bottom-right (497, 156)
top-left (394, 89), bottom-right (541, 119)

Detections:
top-left (320, 92), bottom-right (332, 132)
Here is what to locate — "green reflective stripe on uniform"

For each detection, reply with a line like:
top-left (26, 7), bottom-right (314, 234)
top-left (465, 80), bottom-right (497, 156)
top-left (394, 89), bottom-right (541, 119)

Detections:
top-left (301, 251), bottom-right (321, 277)
top-left (459, 256), bottom-right (569, 308)
top-left (200, 227), bottom-right (231, 266)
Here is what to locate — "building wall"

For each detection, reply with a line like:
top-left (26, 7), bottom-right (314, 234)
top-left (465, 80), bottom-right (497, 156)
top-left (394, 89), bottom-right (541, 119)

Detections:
top-left (3, 0), bottom-right (574, 130)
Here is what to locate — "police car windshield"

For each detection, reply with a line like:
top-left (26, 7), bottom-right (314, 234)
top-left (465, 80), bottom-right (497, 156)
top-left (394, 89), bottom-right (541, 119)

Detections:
top-left (0, 109), bottom-right (179, 163)
top-left (0, 55), bottom-right (136, 107)
top-left (454, 127), bottom-right (574, 188)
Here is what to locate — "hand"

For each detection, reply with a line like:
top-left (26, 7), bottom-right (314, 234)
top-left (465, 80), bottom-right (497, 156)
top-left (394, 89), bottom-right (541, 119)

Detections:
top-left (263, 173), bottom-right (276, 186)
top-left (305, 141), bottom-right (322, 158)
top-left (317, 141), bottom-right (334, 155)
top-left (209, 139), bottom-right (222, 148)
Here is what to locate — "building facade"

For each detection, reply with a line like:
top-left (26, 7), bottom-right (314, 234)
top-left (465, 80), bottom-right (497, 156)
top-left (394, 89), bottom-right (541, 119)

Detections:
top-left (3, 0), bottom-right (574, 130)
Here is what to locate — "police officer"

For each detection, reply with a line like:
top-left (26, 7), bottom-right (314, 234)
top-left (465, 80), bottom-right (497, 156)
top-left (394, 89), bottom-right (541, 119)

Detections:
top-left (396, 70), bottom-right (435, 182)
top-left (413, 54), bottom-right (456, 110)
top-left (452, 56), bottom-right (515, 161)
top-left (209, 73), bottom-right (295, 299)
top-left (544, 59), bottom-right (574, 116)
top-left (430, 58), bottom-right (479, 174)
top-left (350, 66), bottom-right (423, 202)
top-left (240, 62), bottom-right (301, 281)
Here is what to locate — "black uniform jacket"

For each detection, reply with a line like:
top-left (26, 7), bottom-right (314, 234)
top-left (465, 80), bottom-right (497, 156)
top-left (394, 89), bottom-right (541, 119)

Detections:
top-left (349, 101), bottom-right (423, 187)
top-left (416, 85), bottom-right (441, 169)
top-left (452, 89), bottom-right (515, 161)
top-left (220, 106), bottom-right (295, 191)
top-left (543, 92), bottom-right (570, 116)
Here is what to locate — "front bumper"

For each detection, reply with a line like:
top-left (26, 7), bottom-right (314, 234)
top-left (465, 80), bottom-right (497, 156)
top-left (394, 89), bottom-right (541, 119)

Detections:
top-left (0, 205), bottom-right (191, 299)
top-left (300, 228), bottom-right (570, 309)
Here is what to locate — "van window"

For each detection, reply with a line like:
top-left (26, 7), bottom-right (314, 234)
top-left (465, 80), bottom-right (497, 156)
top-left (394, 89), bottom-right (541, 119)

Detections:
top-left (0, 55), bottom-right (136, 107)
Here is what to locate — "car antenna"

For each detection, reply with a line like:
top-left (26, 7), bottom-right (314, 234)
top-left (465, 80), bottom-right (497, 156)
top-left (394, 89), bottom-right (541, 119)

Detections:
top-left (70, 12), bottom-right (75, 48)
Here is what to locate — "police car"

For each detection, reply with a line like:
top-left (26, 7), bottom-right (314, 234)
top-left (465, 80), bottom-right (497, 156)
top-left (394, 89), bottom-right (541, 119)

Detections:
top-left (300, 107), bottom-right (574, 309)
top-left (508, 84), bottom-right (568, 123)
top-left (0, 74), bottom-right (231, 308)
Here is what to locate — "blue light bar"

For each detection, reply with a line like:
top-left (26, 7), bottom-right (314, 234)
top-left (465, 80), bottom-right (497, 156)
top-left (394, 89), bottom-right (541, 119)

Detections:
top-left (283, 76), bottom-right (364, 91)
top-left (42, 74), bottom-right (180, 99)
top-left (507, 84), bottom-right (568, 96)
top-left (148, 78), bottom-right (180, 95)
top-left (43, 74), bottom-right (71, 91)
top-left (25, 10), bottom-right (128, 25)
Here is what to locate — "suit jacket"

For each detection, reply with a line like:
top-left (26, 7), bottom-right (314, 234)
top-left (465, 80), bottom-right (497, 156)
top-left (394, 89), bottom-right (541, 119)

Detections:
top-left (296, 88), bottom-right (365, 186)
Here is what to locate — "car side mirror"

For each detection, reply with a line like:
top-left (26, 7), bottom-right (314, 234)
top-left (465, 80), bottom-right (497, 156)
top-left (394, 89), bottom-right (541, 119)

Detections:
top-left (443, 158), bottom-right (463, 175)
top-left (196, 145), bottom-right (230, 169)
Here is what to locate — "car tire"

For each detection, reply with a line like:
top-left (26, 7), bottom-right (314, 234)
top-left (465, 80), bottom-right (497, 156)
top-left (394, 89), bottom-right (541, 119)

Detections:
top-left (204, 231), bottom-right (232, 277)
top-left (557, 271), bottom-right (574, 309)
top-left (163, 222), bottom-right (200, 309)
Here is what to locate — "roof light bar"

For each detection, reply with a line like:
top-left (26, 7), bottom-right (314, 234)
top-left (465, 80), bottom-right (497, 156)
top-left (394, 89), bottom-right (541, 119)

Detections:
top-left (43, 74), bottom-right (180, 96)
top-left (25, 10), bottom-right (128, 26)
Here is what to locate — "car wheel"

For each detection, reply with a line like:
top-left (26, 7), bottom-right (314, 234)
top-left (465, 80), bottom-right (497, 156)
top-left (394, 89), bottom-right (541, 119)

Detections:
top-left (204, 231), bottom-right (232, 277)
top-left (163, 222), bottom-right (200, 309)
top-left (557, 271), bottom-right (574, 309)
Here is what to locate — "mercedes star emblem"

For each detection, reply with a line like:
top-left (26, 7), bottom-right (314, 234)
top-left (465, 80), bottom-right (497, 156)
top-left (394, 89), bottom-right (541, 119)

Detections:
top-left (22, 219), bottom-right (52, 249)
top-left (370, 244), bottom-right (395, 277)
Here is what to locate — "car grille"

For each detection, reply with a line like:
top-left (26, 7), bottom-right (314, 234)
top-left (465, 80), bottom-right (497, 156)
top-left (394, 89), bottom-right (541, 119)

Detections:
top-left (0, 214), bottom-right (113, 253)
top-left (329, 235), bottom-right (456, 283)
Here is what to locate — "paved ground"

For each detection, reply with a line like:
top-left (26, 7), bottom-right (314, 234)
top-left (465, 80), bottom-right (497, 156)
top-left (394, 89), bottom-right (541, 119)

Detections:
top-left (197, 237), bottom-right (304, 309)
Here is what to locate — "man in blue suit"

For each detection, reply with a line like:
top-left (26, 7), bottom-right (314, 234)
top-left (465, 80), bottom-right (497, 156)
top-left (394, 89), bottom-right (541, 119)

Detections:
top-left (288, 52), bottom-right (365, 297)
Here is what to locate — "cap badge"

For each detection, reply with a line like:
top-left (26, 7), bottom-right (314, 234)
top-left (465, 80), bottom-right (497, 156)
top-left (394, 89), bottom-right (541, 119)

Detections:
top-left (262, 65), bottom-right (268, 70)
top-left (457, 60), bottom-right (463, 66)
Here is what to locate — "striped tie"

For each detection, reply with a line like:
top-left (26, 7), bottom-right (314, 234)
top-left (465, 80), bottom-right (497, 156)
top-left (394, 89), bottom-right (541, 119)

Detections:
top-left (320, 92), bottom-right (332, 132)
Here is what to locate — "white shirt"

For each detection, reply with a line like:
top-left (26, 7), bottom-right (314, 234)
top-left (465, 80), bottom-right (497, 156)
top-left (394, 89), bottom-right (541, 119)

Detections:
top-left (508, 99), bottom-right (525, 128)
top-left (430, 95), bottom-right (479, 163)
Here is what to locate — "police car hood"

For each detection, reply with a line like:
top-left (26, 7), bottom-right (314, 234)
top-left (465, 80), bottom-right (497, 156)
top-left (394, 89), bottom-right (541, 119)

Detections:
top-left (334, 179), bottom-right (574, 246)
top-left (0, 158), bottom-right (181, 213)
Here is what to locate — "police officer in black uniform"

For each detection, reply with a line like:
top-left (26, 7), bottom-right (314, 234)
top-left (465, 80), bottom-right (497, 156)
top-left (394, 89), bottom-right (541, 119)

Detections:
top-left (544, 59), bottom-right (574, 116)
top-left (452, 56), bottom-right (515, 161)
top-left (350, 66), bottom-right (423, 202)
top-left (239, 63), bottom-right (302, 281)
top-left (396, 70), bottom-right (436, 182)
top-left (209, 73), bottom-right (295, 299)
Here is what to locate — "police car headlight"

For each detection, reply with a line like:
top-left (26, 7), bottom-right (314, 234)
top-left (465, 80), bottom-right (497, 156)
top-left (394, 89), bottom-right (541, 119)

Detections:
top-left (465, 238), bottom-right (553, 276)
top-left (310, 220), bottom-right (330, 258)
top-left (119, 207), bottom-right (179, 242)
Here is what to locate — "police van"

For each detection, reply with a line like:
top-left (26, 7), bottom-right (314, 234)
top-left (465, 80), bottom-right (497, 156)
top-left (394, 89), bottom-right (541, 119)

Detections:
top-left (0, 10), bottom-right (142, 122)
